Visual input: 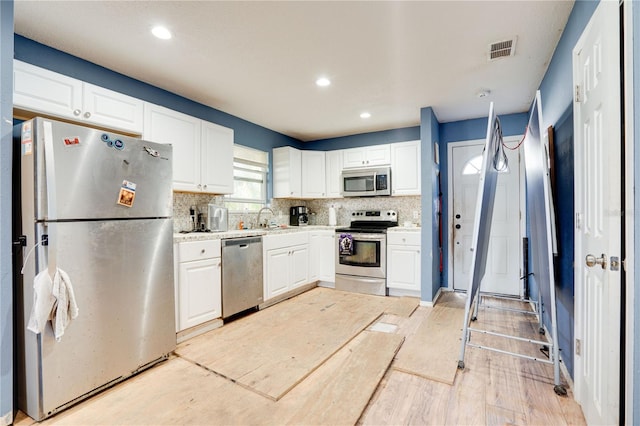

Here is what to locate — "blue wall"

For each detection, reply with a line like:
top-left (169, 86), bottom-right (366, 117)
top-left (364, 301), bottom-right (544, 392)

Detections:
top-left (530, 0), bottom-right (599, 379)
top-left (306, 126), bottom-right (420, 151)
top-left (420, 107), bottom-right (439, 301)
top-left (14, 35), bottom-right (303, 200)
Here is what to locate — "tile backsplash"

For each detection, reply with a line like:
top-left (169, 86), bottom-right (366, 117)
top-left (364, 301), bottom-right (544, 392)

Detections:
top-left (173, 192), bottom-right (421, 232)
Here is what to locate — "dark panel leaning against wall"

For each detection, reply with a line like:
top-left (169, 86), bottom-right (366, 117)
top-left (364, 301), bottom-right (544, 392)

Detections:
top-left (551, 105), bottom-right (575, 377)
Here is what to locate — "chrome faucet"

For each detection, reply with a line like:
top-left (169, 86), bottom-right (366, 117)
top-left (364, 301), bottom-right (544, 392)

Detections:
top-left (256, 207), bottom-right (274, 228)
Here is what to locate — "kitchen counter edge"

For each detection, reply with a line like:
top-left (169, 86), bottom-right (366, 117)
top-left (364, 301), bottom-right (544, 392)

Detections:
top-left (173, 226), bottom-right (339, 243)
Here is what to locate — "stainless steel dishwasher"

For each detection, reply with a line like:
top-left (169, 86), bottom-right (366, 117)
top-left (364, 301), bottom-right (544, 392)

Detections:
top-left (221, 236), bottom-right (264, 319)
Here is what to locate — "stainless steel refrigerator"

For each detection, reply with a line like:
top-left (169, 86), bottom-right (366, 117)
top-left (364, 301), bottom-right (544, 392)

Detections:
top-left (15, 118), bottom-right (176, 421)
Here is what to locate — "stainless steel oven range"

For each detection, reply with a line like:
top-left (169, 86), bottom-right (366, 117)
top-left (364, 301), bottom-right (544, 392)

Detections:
top-left (335, 210), bottom-right (398, 296)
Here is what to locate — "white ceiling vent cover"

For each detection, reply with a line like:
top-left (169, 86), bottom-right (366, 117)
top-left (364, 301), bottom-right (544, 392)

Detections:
top-left (489, 38), bottom-right (517, 60)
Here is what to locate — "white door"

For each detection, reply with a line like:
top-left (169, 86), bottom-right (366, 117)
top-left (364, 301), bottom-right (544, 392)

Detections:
top-left (450, 138), bottom-right (522, 295)
top-left (573, 1), bottom-right (621, 424)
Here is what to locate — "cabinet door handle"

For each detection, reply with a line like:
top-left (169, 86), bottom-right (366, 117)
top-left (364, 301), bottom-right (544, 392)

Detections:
top-left (201, 249), bottom-right (206, 254)
top-left (84, 111), bottom-right (91, 119)
top-left (197, 184), bottom-right (202, 189)
top-left (203, 184), bottom-right (207, 190)
top-left (73, 109), bottom-right (81, 116)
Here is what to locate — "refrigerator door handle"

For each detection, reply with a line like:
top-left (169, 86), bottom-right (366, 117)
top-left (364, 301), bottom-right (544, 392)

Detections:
top-left (43, 121), bottom-right (58, 275)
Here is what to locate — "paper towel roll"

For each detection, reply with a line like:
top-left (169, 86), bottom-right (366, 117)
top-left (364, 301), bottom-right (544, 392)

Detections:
top-left (329, 206), bottom-right (337, 226)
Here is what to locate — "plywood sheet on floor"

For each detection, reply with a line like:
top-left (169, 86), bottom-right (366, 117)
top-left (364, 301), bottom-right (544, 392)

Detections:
top-left (392, 294), bottom-right (465, 385)
top-left (384, 296), bottom-right (419, 317)
top-left (267, 330), bottom-right (404, 425)
top-left (33, 331), bottom-right (403, 426)
top-left (175, 287), bottom-right (391, 400)
top-left (36, 356), bottom-right (274, 426)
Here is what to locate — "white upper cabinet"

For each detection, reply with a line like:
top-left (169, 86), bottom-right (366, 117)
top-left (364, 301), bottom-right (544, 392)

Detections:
top-left (342, 144), bottom-right (391, 168)
top-left (391, 140), bottom-right (421, 196)
top-left (273, 146), bottom-right (302, 198)
top-left (301, 150), bottom-right (326, 198)
top-left (144, 103), bottom-right (234, 194)
top-left (201, 121), bottom-right (234, 194)
top-left (13, 60), bottom-right (144, 134)
top-left (82, 83), bottom-right (144, 133)
top-left (325, 150), bottom-right (343, 198)
top-left (144, 103), bottom-right (202, 192)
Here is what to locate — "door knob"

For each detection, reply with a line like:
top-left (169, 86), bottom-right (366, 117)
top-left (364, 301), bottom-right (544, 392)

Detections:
top-left (585, 253), bottom-right (607, 269)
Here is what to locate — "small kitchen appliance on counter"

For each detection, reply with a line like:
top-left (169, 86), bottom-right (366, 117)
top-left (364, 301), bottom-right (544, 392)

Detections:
top-left (200, 204), bottom-right (228, 232)
top-left (289, 206), bottom-right (309, 226)
top-left (335, 210), bottom-right (398, 296)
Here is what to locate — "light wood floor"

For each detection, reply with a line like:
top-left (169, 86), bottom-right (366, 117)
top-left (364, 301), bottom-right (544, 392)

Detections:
top-left (359, 293), bottom-right (586, 425)
top-left (15, 289), bottom-right (586, 425)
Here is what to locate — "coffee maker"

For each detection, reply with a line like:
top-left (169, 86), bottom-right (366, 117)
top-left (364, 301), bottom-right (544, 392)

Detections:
top-left (289, 206), bottom-right (309, 226)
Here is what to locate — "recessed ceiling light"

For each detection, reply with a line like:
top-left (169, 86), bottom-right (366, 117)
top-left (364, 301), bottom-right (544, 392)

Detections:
top-left (316, 77), bottom-right (331, 87)
top-left (152, 26), bottom-right (172, 40)
top-left (360, 112), bottom-right (371, 119)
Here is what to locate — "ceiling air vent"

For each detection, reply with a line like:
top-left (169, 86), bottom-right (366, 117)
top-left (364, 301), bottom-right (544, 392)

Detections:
top-left (489, 38), bottom-right (517, 60)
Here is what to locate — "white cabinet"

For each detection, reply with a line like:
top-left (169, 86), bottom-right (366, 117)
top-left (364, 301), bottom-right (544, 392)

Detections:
top-left (144, 103), bottom-right (201, 192)
top-left (263, 232), bottom-right (309, 301)
top-left (201, 121), bottom-right (234, 194)
top-left (273, 146), bottom-right (302, 198)
top-left (14, 60), bottom-right (144, 134)
top-left (301, 150), bottom-right (326, 198)
top-left (309, 230), bottom-right (335, 285)
top-left (325, 150), bottom-right (343, 198)
top-left (343, 144), bottom-right (391, 168)
top-left (391, 140), bottom-right (421, 196)
top-left (387, 231), bottom-right (421, 297)
top-left (174, 240), bottom-right (222, 332)
top-left (143, 103), bottom-right (233, 194)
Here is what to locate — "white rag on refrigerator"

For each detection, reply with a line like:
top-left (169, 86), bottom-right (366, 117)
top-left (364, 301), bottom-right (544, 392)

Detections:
top-left (27, 268), bottom-right (79, 342)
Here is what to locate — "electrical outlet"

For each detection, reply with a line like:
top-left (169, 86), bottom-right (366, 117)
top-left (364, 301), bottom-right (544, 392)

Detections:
top-left (413, 211), bottom-right (419, 220)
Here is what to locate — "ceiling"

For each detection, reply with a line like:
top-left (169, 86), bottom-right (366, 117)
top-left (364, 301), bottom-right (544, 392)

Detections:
top-left (14, 1), bottom-right (574, 142)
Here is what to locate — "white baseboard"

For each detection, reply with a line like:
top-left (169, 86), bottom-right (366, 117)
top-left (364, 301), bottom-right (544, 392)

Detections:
top-left (420, 286), bottom-right (445, 307)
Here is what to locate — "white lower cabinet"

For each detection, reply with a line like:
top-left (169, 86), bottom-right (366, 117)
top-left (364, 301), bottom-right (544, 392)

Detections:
top-left (309, 230), bottom-right (335, 284)
top-left (263, 232), bottom-right (309, 301)
top-left (387, 231), bottom-right (421, 297)
top-left (174, 240), bottom-right (222, 332)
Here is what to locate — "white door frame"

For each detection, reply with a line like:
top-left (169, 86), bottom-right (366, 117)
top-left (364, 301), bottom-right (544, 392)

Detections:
top-left (446, 136), bottom-right (526, 295)
top-left (623, 0), bottom-right (635, 423)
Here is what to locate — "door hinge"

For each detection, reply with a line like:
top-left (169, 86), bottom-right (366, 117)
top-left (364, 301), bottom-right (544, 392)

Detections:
top-left (576, 338), bottom-right (581, 356)
top-left (575, 85), bottom-right (581, 103)
top-left (575, 212), bottom-right (582, 230)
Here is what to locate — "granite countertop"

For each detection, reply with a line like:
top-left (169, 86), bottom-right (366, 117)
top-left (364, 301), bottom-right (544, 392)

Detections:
top-left (387, 225), bottom-right (422, 232)
top-left (173, 225), bottom-right (338, 243)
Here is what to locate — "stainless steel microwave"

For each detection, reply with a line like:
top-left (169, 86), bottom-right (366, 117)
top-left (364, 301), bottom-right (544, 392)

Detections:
top-left (341, 167), bottom-right (391, 197)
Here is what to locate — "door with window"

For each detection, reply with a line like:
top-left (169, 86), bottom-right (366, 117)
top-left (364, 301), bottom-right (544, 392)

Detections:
top-left (449, 138), bottom-right (522, 295)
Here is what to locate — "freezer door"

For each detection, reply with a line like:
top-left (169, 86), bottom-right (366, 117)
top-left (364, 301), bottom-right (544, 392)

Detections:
top-left (24, 218), bottom-right (175, 419)
top-left (31, 118), bottom-right (173, 220)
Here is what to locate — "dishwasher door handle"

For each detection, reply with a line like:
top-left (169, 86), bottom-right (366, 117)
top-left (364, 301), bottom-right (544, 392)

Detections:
top-left (239, 244), bottom-right (248, 249)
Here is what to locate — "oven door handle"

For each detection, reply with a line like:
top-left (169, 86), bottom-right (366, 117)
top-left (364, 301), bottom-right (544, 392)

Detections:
top-left (338, 234), bottom-right (385, 241)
